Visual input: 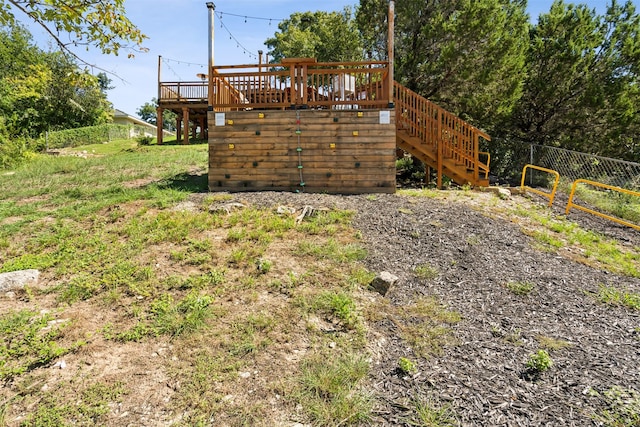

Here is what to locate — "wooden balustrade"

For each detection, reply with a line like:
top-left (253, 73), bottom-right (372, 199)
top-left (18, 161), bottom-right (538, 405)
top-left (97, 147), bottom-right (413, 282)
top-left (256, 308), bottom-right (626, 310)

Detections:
top-left (206, 59), bottom-right (390, 110)
top-left (159, 82), bottom-right (208, 103)
top-left (394, 81), bottom-right (490, 186)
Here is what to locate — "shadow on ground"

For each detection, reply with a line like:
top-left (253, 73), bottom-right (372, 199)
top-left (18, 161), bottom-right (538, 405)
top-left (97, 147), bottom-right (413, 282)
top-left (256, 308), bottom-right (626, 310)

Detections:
top-left (157, 172), bottom-right (208, 193)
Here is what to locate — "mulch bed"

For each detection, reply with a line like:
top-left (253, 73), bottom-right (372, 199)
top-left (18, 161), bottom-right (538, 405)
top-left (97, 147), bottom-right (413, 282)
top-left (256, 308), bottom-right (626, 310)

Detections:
top-left (223, 190), bottom-right (640, 426)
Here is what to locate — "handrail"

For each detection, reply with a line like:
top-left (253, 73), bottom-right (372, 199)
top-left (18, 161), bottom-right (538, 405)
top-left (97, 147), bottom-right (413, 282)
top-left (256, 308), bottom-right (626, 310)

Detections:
top-left (393, 81), bottom-right (490, 186)
top-left (520, 164), bottom-right (560, 207)
top-left (566, 179), bottom-right (640, 231)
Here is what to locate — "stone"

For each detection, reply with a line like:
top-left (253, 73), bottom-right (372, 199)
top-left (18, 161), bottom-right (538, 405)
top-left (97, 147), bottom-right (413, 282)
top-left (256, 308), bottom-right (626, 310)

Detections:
top-left (370, 271), bottom-right (398, 296)
top-left (0, 269), bottom-right (40, 292)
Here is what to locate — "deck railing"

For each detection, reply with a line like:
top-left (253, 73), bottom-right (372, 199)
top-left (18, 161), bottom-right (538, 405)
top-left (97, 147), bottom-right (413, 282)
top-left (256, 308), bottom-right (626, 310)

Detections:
top-left (159, 81), bottom-right (208, 103)
top-left (201, 59), bottom-right (390, 110)
top-left (394, 82), bottom-right (490, 183)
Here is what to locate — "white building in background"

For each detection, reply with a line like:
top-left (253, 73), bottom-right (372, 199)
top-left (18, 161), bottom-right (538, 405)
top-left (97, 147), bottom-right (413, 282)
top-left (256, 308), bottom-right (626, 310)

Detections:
top-left (112, 109), bottom-right (174, 138)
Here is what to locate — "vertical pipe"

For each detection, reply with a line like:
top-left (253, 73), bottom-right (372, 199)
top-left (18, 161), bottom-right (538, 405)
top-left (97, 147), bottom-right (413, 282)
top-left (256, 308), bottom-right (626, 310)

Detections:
top-left (157, 55), bottom-right (162, 102)
top-left (530, 144), bottom-right (534, 186)
top-left (206, 2), bottom-right (216, 110)
top-left (388, 0), bottom-right (395, 107)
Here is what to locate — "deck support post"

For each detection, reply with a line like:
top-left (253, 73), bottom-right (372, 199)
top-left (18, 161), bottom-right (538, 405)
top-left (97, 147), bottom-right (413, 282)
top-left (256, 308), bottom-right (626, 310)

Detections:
top-left (182, 107), bottom-right (190, 145)
top-left (156, 107), bottom-right (164, 144)
top-left (176, 115), bottom-right (182, 142)
top-left (199, 116), bottom-right (206, 139)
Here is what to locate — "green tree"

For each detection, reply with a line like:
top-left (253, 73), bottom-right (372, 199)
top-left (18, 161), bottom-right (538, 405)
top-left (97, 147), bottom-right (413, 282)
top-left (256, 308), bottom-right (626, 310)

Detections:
top-left (0, 25), bottom-right (112, 138)
top-left (356, 0), bottom-right (529, 130)
top-left (510, 0), bottom-right (640, 162)
top-left (265, 7), bottom-right (364, 63)
top-left (0, 0), bottom-right (146, 64)
top-left (137, 98), bottom-right (177, 132)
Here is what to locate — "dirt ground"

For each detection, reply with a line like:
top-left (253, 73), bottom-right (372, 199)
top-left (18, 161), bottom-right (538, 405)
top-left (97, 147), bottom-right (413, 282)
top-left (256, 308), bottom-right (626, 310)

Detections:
top-left (235, 189), bottom-right (640, 426)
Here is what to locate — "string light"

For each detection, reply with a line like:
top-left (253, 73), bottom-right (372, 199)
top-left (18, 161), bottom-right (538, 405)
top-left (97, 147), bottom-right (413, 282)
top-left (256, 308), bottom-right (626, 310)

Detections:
top-left (216, 11), bottom-right (259, 60)
top-left (217, 11), bottom-right (285, 22)
top-left (161, 57), bottom-right (206, 81)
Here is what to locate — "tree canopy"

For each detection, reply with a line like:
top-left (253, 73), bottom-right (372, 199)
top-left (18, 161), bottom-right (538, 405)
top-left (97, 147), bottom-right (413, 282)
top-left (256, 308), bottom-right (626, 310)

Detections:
top-left (0, 24), bottom-right (112, 139)
top-left (0, 0), bottom-right (147, 64)
top-left (265, 8), bottom-right (364, 63)
top-left (510, 0), bottom-right (640, 162)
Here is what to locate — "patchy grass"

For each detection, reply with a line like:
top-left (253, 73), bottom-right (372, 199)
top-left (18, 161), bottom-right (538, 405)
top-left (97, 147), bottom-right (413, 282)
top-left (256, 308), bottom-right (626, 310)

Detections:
top-left (0, 141), bottom-right (384, 425)
top-left (414, 263), bottom-right (439, 280)
top-left (505, 281), bottom-right (536, 296)
top-left (591, 386), bottom-right (640, 427)
top-left (593, 284), bottom-right (640, 312)
top-left (290, 351), bottom-right (372, 426)
top-left (494, 201), bottom-right (640, 278)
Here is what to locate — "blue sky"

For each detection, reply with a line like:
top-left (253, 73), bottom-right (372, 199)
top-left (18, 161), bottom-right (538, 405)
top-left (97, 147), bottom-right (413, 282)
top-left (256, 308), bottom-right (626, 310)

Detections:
top-left (24, 0), bottom-right (615, 117)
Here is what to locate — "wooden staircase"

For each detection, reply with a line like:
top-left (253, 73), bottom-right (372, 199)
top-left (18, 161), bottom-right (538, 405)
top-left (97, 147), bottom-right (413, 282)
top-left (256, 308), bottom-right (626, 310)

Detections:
top-left (394, 82), bottom-right (490, 187)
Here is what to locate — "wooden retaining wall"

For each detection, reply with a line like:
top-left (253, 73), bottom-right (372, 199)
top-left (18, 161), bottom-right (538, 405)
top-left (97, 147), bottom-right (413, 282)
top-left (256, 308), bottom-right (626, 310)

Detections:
top-left (208, 109), bottom-right (396, 193)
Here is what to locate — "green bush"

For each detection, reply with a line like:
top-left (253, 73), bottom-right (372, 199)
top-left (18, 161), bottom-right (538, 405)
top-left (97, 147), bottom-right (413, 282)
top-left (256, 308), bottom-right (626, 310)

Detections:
top-left (0, 136), bottom-right (36, 169)
top-left (136, 135), bottom-right (154, 146)
top-left (38, 124), bottom-right (133, 149)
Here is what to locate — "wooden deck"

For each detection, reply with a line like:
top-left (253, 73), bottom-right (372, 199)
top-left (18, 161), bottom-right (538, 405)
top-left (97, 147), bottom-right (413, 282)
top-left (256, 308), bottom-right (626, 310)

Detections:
top-left (157, 58), bottom-right (490, 190)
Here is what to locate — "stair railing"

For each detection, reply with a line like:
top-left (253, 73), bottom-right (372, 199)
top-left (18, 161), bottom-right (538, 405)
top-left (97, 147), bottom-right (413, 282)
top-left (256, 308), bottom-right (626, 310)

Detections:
top-left (394, 82), bottom-right (490, 185)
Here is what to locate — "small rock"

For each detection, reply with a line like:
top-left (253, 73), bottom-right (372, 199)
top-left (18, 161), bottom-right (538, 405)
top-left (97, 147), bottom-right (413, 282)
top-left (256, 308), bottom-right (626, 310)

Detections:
top-left (370, 271), bottom-right (398, 296)
top-left (53, 360), bottom-right (67, 369)
top-left (0, 269), bottom-right (40, 292)
top-left (239, 371), bottom-right (251, 379)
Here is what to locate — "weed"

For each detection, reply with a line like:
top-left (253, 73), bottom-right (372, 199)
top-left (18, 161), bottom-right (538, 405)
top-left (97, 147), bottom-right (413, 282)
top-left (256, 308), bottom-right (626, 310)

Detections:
top-left (292, 351), bottom-right (372, 426)
top-left (537, 335), bottom-right (572, 350)
top-left (505, 281), bottom-right (536, 296)
top-left (315, 291), bottom-right (360, 330)
top-left (347, 266), bottom-right (376, 289)
top-left (393, 297), bottom-right (461, 358)
top-left (151, 292), bottom-right (214, 337)
top-left (228, 313), bottom-right (274, 357)
top-left (526, 349), bottom-right (553, 373)
top-left (398, 357), bottom-right (417, 375)
top-left (410, 394), bottom-right (458, 427)
top-left (466, 234), bottom-right (481, 245)
top-left (20, 381), bottom-right (127, 426)
top-left (594, 284), bottom-right (640, 311)
top-left (255, 258), bottom-right (272, 274)
top-left (0, 310), bottom-right (81, 379)
top-left (414, 263), bottom-right (438, 280)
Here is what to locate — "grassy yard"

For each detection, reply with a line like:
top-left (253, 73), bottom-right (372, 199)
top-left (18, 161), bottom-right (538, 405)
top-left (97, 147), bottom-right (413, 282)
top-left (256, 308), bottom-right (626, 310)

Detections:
top-left (1, 140), bottom-right (638, 426)
top-left (0, 140), bottom-right (458, 426)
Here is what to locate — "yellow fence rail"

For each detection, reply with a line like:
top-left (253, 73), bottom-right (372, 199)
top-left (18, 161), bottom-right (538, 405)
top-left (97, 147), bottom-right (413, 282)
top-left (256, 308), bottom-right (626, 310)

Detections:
top-left (566, 179), bottom-right (640, 231)
top-left (520, 164), bottom-right (560, 207)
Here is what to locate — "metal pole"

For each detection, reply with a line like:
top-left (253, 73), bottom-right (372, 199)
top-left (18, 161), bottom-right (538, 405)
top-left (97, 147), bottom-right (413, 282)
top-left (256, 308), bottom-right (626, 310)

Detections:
top-left (388, 0), bottom-right (395, 108)
top-left (206, 2), bottom-right (216, 110)
top-left (530, 144), bottom-right (534, 186)
top-left (157, 55), bottom-right (162, 101)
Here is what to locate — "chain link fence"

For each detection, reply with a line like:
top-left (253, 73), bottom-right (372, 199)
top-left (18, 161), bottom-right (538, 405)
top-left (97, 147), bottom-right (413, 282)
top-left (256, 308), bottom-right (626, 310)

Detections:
top-left (528, 144), bottom-right (640, 190)
top-left (527, 144), bottom-right (640, 225)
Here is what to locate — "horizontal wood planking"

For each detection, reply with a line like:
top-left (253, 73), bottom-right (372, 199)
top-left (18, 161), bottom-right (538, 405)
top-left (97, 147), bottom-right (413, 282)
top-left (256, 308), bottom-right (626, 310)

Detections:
top-left (208, 110), bottom-right (396, 193)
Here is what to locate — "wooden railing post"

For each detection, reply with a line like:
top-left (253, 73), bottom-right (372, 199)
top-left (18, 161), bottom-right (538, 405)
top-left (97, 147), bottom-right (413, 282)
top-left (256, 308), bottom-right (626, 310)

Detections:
top-left (473, 133), bottom-right (479, 183)
top-left (437, 109), bottom-right (443, 189)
